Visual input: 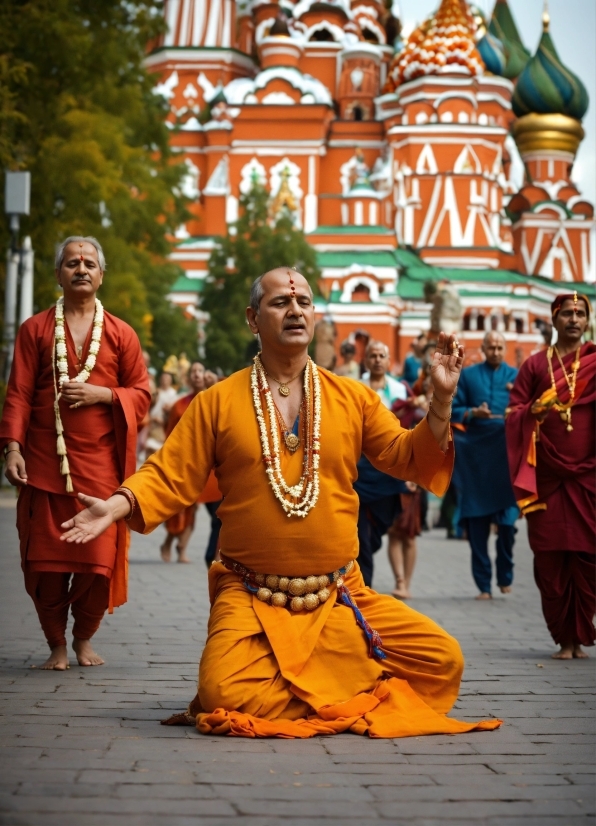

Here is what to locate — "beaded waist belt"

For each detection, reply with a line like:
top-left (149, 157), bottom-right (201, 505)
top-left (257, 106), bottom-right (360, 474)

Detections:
top-left (218, 554), bottom-right (385, 661)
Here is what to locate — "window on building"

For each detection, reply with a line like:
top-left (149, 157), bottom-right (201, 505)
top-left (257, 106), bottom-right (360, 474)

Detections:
top-left (477, 314), bottom-right (485, 331)
top-left (310, 28), bottom-right (335, 42)
top-left (462, 314), bottom-right (470, 331)
top-left (515, 317), bottom-right (524, 334)
top-left (352, 283), bottom-right (371, 302)
top-left (353, 105), bottom-right (363, 121)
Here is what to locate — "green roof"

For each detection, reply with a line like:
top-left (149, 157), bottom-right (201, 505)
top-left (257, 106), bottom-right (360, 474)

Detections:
top-left (317, 250), bottom-right (399, 268)
top-left (309, 225), bottom-right (394, 236)
top-left (169, 275), bottom-right (203, 293)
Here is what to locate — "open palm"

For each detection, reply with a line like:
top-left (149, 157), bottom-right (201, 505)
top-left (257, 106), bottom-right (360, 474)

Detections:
top-left (430, 332), bottom-right (464, 399)
top-left (60, 493), bottom-right (113, 544)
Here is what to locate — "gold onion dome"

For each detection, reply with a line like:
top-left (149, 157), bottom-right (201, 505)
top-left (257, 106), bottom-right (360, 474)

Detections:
top-left (512, 11), bottom-right (588, 156)
top-left (488, 0), bottom-right (530, 80)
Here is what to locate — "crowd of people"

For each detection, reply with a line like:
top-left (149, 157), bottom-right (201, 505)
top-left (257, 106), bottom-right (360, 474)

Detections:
top-left (0, 235), bottom-right (593, 741)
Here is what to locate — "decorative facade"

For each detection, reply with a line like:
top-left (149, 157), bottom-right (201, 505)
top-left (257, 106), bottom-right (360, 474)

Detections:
top-left (147, 0), bottom-right (595, 366)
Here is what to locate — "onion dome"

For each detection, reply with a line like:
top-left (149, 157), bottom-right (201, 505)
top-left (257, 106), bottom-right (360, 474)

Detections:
top-left (392, 0), bottom-right (483, 86)
top-left (476, 31), bottom-right (506, 76)
top-left (488, 0), bottom-right (530, 80)
top-left (512, 11), bottom-right (588, 120)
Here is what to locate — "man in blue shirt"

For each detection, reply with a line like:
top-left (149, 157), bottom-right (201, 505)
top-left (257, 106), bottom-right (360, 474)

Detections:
top-left (401, 333), bottom-right (427, 386)
top-left (355, 341), bottom-right (409, 586)
top-left (452, 332), bottom-right (519, 599)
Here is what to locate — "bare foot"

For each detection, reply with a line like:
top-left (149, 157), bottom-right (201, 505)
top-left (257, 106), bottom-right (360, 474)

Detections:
top-left (499, 585), bottom-right (512, 594)
top-left (551, 644), bottom-right (573, 659)
top-left (392, 587), bottom-right (410, 599)
top-left (475, 592), bottom-right (492, 600)
top-left (160, 542), bottom-right (172, 563)
top-left (73, 639), bottom-right (105, 666)
top-left (573, 645), bottom-right (589, 659)
top-left (177, 554), bottom-right (191, 563)
top-left (33, 645), bottom-right (69, 670)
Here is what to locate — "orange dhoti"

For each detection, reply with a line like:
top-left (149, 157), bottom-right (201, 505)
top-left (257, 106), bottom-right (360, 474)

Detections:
top-left (190, 561), bottom-right (500, 738)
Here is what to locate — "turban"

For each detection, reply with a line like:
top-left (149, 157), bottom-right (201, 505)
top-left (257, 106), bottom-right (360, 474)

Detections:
top-left (551, 292), bottom-right (591, 319)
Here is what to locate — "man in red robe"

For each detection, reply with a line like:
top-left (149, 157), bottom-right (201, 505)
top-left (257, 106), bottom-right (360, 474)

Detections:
top-left (506, 293), bottom-right (595, 659)
top-left (0, 236), bottom-right (150, 670)
top-left (160, 361), bottom-right (204, 563)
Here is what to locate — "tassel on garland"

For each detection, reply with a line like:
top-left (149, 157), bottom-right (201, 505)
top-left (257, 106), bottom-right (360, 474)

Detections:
top-left (60, 455), bottom-right (70, 476)
top-left (56, 434), bottom-right (67, 456)
top-left (65, 474), bottom-right (74, 493)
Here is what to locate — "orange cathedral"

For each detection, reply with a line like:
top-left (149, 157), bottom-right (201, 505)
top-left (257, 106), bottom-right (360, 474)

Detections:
top-left (146, 0), bottom-right (595, 366)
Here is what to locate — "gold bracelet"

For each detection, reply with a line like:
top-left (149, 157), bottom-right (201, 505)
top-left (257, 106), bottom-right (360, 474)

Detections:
top-left (4, 448), bottom-right (22, 458)
top-left (428, 401), bottom-right (451, 422)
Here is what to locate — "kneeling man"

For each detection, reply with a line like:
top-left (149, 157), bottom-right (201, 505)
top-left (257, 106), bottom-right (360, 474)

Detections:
top-left (60, 268), bottom-right (500, 738)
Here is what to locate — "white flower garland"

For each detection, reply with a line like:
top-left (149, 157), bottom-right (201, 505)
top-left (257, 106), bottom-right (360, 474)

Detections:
top-left (251, 355), bottom-right (321, 518)
top-left (52, 297), bottom-right (104, 492)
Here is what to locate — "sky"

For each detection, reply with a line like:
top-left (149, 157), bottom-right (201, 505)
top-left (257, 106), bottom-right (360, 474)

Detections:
top-left (396, 0), bottom-right (596, 206)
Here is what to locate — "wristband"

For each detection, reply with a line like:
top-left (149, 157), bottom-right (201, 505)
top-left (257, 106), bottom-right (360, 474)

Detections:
top-left (114, 487), bottom-right (137, 522)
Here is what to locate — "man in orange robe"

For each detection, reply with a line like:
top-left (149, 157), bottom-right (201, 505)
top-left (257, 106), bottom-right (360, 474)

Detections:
top-left (61, 268), bottom-right (500, 739)
top-left (0, 236), bottom-right (150, 670)
top-left (160, 361), bottom-right (223, 563)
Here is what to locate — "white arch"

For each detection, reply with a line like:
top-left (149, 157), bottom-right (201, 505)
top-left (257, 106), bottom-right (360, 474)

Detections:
top-left (340, 275), bottom-right (380, 302)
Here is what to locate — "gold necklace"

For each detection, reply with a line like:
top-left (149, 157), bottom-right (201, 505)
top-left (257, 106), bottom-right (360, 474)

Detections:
top-left (546, 345), bottom-right (581, 432)
top-left (273, 399), bottom-right (305, 454)
top-left (260, 360), bottom-right (305, 396)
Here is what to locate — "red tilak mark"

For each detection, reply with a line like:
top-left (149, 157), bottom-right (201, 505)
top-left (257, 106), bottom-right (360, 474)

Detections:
top-left (79, 255), bottom-right (84, 261)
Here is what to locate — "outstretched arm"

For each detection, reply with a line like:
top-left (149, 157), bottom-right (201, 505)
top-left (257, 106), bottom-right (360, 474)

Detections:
top-left (60, 492), bottom-right (132, 543)
top-left (426, 332), bottom-right (464, 451)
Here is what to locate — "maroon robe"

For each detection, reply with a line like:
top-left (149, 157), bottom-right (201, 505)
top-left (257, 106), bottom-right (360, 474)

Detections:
top-left (506, 342), bottom-right (595, 646)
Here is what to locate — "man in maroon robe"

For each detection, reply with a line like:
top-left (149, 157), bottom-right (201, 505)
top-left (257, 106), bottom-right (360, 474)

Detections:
top-left (0, 236), bottom-right (150, 670)
top-left (506, 293), bottom-right (595, 659)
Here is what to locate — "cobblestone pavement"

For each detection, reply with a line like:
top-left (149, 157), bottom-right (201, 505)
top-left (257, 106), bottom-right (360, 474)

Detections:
top-left (0, 492), bottom-right (593, 826)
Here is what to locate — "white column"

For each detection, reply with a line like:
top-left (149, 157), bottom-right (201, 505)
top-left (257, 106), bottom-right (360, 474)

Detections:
top-left (19, 236), bottom-right (34, 324)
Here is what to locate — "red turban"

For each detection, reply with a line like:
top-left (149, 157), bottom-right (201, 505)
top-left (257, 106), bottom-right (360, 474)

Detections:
top-left (551, 292), bottom-right (591, 319)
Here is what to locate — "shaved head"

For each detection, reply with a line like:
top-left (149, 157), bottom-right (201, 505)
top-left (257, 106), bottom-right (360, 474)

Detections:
top-left (482, 331), bottom-right (506, 367)
top-left (250, 268), bottom-right (313, 314)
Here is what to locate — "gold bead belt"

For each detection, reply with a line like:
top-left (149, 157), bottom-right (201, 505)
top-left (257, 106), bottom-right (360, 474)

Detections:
top-left (219, 554), bottom-right (354, 613)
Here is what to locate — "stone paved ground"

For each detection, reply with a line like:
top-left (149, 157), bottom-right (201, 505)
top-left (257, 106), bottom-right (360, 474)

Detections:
top-left (0, 491), bottom-right (593, 826)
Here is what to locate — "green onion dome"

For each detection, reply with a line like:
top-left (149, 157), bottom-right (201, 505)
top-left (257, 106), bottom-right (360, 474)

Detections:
top-left (512, 16), bottom-right (588, 120)
top-left (477, 31), bottom-right (506, 76)
top-left (488, 0), bottom-right (530, 80)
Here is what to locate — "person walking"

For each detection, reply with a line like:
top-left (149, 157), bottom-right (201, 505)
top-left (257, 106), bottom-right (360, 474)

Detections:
top-left (0, 236), bottom-right (150, 669)
top-left (452, 332), bottom-right (518, 599)
top-left (506, 293), bottom-right (595, 658)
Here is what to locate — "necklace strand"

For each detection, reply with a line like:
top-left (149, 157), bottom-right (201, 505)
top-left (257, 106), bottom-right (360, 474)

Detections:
top-left (260, 361), bottom-right (305, 396)
top-left (52, 297), bottom-right (104, 491)
top-left (546, 345), bottom-right (581, 432)
top-left (251, 354), bottom-right (321, 517)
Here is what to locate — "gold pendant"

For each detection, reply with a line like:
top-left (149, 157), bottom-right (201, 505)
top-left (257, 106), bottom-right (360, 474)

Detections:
top-left (278, 384), bottom-right (290, 397)
top-left (284, 433), bottom-right (300, 453)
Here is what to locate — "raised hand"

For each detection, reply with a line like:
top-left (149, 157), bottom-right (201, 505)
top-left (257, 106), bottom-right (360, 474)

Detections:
top-left (430, 332), bottom-right (464, 400)
top-left (60, 493), bottom-right (114, 544)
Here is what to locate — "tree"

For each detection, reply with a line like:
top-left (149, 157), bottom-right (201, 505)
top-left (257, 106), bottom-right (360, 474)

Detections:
top-left (0, 0), bottom-right (197, 368)
top-left (201, 184), bottom-right (321, 373)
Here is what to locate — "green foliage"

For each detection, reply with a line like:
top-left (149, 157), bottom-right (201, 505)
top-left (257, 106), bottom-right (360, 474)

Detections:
top-left (202, 184), bottom-right (320, 374)
top-left (0, 0), bottom-right (197, 365)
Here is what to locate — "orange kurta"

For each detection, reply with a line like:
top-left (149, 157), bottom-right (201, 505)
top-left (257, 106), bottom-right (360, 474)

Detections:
top-left (0, 307), bottom-right (151, 609)
top-left (124, 367), bottom-right (501, 738)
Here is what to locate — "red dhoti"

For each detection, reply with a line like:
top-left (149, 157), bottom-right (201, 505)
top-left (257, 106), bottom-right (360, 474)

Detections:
top-left (533, 552), bottom-right (596, 647)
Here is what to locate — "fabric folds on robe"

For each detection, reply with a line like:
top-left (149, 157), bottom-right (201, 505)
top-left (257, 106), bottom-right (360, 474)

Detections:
top-left (193, 561), bottom-right (501, 739)
top-left (124, 367), bottom-right (500, 739)
top-left (505, 343), bottom-right (595, 552)
top-left (0, 307), bottom-right (151, 610)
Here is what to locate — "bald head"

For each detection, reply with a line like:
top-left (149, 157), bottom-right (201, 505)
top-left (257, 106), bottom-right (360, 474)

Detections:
top-left (249, 268), bottom-right (313, 314)
top-left (246, 266), bottom-right (315, 354)
top-left (482, 331), bottom-right (506, 368)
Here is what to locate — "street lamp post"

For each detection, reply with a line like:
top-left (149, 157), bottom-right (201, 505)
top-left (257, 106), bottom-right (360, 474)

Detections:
top-left (3, 170), bottom-right (31, 381)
